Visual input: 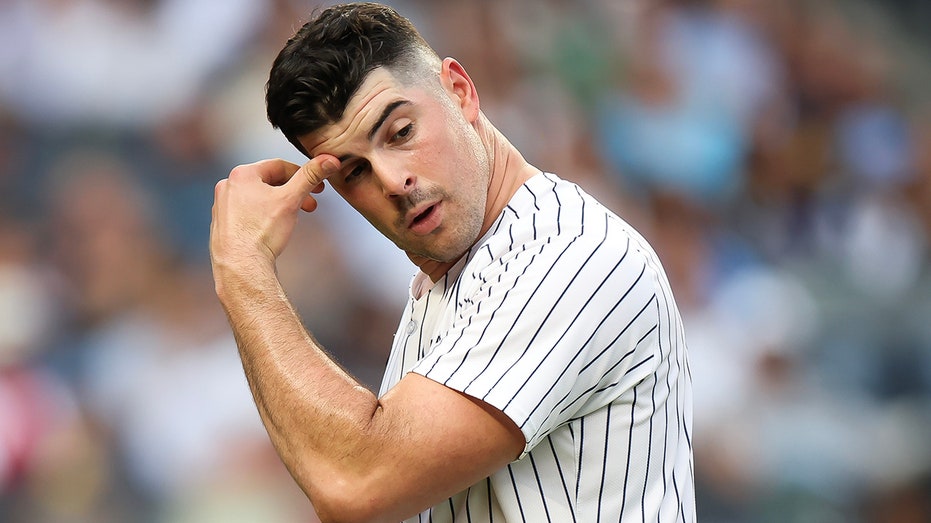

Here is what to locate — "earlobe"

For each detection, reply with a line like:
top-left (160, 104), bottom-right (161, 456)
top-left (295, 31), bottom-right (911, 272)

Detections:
top-left (441, 57), bottom-right (480, 123)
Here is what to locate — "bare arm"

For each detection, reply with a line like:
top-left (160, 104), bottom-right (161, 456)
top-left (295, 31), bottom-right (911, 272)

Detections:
top-left (209, 157), bottom-right (524, 523)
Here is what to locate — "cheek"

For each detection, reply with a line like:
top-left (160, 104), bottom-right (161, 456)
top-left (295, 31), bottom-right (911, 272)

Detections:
top-left (447, 124), bottom-right (486, 177)
top-left (332, 185), bottom-right (381, 219)
top-left (425, 134), bottom-right (472, 178)
top-left (328, 182), bottom-right (355, 205)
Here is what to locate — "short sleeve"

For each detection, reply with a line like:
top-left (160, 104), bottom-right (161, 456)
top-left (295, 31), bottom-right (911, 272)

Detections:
top-left (412, 228), bottom-right (663, 456)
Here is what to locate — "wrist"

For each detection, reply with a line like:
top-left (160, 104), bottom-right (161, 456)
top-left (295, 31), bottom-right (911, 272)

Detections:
top-left (211, 253), bottom-right (279, 304)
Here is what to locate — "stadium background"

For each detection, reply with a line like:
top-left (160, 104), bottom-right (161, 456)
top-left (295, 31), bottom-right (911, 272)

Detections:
top-left (0, 0), bottom-right (929, 521)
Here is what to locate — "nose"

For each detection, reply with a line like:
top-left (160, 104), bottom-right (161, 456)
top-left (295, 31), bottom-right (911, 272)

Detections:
top-left (373, 160), bottom-right (415, 198)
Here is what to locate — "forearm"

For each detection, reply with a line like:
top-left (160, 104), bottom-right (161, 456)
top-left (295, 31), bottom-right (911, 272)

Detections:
top-left (207, 158), bottom-right (523, 521)
top-left (214, 261), bottom-right (385, 514)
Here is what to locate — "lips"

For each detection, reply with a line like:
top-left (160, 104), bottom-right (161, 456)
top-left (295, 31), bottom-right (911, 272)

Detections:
top-left (406, 201), bottom-right (442, 235)
top-left (412, 205), bottom-right (435, 224)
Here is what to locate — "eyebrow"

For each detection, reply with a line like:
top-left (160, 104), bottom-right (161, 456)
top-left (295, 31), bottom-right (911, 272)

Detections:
top-left (335, 99), bottom-right (411, 164)
top-left (368, 99), bottom-right (410, 141)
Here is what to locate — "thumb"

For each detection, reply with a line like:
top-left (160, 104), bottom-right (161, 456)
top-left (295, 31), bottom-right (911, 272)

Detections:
top-left (287, 154), bottom-right (340, 195)
top-left (285, 154), bottom-right (341, 213)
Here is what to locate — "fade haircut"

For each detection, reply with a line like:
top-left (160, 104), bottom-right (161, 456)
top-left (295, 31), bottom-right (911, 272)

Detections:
top-left (266, 2), bottom-right (440, 156)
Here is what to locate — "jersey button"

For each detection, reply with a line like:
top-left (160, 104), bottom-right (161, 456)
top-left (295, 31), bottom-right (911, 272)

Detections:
top-left (405, 320), bottom-right (417, 335)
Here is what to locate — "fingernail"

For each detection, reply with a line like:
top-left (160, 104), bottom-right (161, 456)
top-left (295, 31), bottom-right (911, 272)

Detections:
top-left (322, 158), bottom-right (338, 174)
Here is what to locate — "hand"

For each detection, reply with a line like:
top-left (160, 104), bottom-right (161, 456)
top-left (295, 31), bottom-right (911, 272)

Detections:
top-left (210, 155), bottom-right (340, 275)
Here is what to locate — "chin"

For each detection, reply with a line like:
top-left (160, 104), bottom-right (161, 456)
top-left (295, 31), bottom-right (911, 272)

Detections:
top-left (403, 222), bottom-right (483, 263)
top-left (408, 240), bottom-right (471, 264)
top-left (414, 249), bottom-right (461, 264)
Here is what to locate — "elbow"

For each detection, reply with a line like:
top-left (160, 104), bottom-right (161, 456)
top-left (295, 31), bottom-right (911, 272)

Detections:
top-left (295, 405), bottom-right (400, 522)
top-left (311, 472), bottom-right (393, 523)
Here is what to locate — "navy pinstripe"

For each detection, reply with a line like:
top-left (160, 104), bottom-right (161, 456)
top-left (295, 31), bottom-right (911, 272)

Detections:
top-left (379, 172), bottom-right (694, 522)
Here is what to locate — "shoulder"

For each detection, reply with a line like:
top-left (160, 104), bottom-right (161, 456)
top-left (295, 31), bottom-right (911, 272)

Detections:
top-left (450, 173), bottom-right (660, 306)
top-left (473, 172), bottom-right (637, 266)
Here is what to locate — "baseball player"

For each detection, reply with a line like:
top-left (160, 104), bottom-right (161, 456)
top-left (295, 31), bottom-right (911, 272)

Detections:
top-left (209, 3), bottom-right (694, 521)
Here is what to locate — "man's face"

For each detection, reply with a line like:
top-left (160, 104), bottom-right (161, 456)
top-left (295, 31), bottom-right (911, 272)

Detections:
top-left (300, 67), bottom-right (490, 264)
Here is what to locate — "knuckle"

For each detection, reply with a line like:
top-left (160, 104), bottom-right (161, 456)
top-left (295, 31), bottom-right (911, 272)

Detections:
top-left (228, 164), bottom-right (249, 179)
top-left (299, 166), bottom-right (315, 183)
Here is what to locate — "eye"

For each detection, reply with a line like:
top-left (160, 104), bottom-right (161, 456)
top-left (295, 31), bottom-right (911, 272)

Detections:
top-left (391, 123), bottom-right (413, 143)
top-left (344, 161), bottom-right (369, 183)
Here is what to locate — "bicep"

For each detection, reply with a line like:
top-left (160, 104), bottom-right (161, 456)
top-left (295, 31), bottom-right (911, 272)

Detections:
top-left (358, 372), bottom-right (524, 519)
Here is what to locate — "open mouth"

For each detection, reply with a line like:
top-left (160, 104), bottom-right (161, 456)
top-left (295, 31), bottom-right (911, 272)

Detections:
top-left (412, 204), bottom-right (436, 225)
top-left (408, 202), bottom-right (442, 235)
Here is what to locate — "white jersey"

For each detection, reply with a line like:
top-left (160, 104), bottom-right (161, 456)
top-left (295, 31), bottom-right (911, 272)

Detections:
top-left (379, 172), bottom-right (695, 523)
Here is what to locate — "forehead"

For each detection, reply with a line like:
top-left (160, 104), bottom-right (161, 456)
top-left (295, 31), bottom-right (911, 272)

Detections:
top-left (301, 68), bottom-right (419, 155)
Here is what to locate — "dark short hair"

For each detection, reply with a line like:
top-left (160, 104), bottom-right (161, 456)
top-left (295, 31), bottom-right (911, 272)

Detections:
top-left (266, 2), bottom-right (437, 156)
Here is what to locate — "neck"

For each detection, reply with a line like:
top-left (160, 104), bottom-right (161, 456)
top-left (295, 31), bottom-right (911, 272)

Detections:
top-left (414, 114), bottom-right (539, 282)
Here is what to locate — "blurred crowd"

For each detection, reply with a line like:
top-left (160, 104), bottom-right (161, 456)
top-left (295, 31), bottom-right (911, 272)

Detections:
top-left (0, 0), bottom-right (929, 521)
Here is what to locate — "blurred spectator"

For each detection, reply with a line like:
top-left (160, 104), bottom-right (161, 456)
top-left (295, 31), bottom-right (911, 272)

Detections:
top-left (0, 215), bottom-right (58, 492)
top-left (595, 0), bottom-right (786, 207)
top-left (0, 212), bottom-right (103, 522)
top-left (0, 0), bottom-right (267, 129)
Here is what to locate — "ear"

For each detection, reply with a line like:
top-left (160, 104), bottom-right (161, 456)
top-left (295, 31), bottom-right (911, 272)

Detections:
top-left (440, 57), bottom-right (480, 124)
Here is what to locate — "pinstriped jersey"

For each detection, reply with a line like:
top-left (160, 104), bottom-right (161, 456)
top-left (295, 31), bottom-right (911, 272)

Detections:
top-left (379, 172), bottom-right (695, 522)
